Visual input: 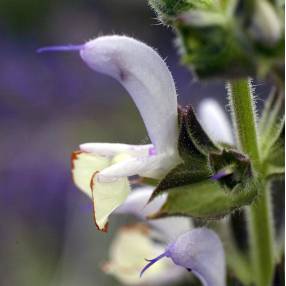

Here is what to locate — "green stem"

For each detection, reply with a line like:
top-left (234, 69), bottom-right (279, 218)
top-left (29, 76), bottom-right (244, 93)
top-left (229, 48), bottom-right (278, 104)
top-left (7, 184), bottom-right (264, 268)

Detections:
top-left (227, 78), bottom-right (275, 286)
top-left (227, 79), bottom-right (260, 169)
top-left (247, 182), bottom-right (274, 286)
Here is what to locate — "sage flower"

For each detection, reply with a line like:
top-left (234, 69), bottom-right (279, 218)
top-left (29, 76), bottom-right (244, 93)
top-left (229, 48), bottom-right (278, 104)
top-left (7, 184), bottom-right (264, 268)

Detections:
top-left (141, 228), bottom-right (226, 286)
top-left (103, 224), bottom-right (185, 285)
top-left (108, 192), bottom-right (225, 286)
top-left (39, 35), bottom-right (181, 231)
top-left (104, 190), bottom-right (192, 285)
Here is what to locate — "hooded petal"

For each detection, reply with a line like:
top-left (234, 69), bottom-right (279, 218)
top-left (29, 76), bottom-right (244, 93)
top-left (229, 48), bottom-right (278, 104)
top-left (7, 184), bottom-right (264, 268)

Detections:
top-left (80, 35), bottom-right (179, 155)
top-left (167, 228), bottom-right (226, 286)
top-left (71, 151), bottom-right (110, 197)
top-left (103, 225), bottom-right (184, 285)
top-left (141, 228), bottom-right (226, 286)
top-left (197, 98), bottom-right (234, 144)
top-left (115, 186), bottom-right (192, 242)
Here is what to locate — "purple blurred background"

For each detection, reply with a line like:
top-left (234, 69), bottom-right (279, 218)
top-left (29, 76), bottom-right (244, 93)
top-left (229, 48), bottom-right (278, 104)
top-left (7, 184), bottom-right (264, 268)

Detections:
top-left (0, 1), bottom-right (272, 285)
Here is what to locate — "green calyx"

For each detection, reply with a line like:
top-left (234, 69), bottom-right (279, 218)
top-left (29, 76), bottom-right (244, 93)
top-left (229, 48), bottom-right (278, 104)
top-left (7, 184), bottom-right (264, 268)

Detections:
top-left (148, 105), bottom-right (259, 220)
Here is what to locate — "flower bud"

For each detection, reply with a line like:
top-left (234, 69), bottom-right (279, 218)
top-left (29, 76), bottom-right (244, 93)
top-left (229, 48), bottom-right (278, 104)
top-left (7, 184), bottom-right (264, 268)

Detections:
top-left (250, 0), bottom-right (282, 45)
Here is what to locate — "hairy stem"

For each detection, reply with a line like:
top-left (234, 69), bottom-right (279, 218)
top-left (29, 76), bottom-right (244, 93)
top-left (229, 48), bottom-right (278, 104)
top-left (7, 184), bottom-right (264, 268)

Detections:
top-left (227, 78), bottom-right (275, 286)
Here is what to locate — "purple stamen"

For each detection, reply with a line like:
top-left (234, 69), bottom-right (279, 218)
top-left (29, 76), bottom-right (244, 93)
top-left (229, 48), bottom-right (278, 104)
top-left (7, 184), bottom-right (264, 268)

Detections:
top-left (37, 44), bottom-right (84, 54)
top-left (140, 251), bottom-right (168, 277)
top-left (211, 171), bottom-right (228, 181)
top-left (211, 165), bottom-right (235, 181)
top-left (148, 147), bottom-right (157, 156)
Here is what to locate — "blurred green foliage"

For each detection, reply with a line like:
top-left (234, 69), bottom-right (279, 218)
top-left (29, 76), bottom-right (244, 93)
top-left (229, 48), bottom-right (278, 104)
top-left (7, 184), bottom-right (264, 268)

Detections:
top-left (0, 0), bottom-right (51, 32)
top-left (149, 0), bottom-right (285, 83)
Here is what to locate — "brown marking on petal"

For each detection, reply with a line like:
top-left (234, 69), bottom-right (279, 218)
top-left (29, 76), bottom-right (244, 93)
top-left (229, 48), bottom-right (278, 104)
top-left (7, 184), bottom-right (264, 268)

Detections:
top-left (71, 150), bottom-right (82, 170)
top-left (129, 176), bottom-right (143, 185)
top-left (119, 68), bottom-right (128, 81)
top-left (90, 171), bottom-right (98, 191)
top-left (115, 60), bottom-right (130, 82)
top-left (120, 223), bottom-right (150, 236)
top-left (90, 171), bottom-right (109, 233)
top-left (71, 150), bottom-right (94, 192)
top-left (71, 150), bottom-right (84, 190)
top-left (98, 222), bottom-right (109, 233)
top-left (101, 262), bottom-right (111, 273)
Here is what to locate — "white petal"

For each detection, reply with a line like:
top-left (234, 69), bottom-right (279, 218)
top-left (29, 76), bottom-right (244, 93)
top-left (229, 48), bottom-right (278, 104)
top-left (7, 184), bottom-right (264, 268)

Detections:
top-left (167, 228), bottom-right (226, 286)
top-left (103, 225), bottom-right (184, 285)
top-left (151, 217), bottom-right (193, 243)
top-left (197, 98), bottom-right (234, 144)
top-left (80, 143), bottom-right (153, 157)
top-left (114, 186), bottom-right (163, 217)
top-left (91, 173), bottom-right (131, 231)
top-left (71, 151), bottom-right (110, 198)
top-left (80, 35), bottom-right (179, 154)
top-left (115, 187), bottom-right (192, 242)
top-left (98, 152), bottom-right (180, 182)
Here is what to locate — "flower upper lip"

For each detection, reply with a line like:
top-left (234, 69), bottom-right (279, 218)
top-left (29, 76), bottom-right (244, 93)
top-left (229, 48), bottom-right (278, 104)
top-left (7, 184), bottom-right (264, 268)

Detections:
top-left (65, 35), bottom-right (181, 231)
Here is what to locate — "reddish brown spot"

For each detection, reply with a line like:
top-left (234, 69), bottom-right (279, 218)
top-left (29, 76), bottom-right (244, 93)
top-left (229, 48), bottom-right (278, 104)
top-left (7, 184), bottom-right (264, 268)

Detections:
top-left (90, 171), bottom-right (98, 191)
top-left (90, 171), bottom-right (109, 233)
top-left (101, 262), bottom-right (111, 272)
top-left (120, 223), bottom-right (150, 235)
top-left (71, 150), bottom-right (95, 190)
top-left (70, 150), bottom-right (84, 189)
top-left (98, 222), bottom-right (109, 233)
top-left (71, 150), bottom-right (82, 170)
top-left (129, 176), bottom-right (143, 185)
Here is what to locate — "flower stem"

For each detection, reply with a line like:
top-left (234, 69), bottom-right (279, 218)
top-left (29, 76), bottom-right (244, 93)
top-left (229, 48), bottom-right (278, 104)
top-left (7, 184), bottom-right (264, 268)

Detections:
top-left (227, 79), bottom-right (260, 169)
top-left (227, 78), bottom-right (275, 286)
top-left (247, 181), bottom-right (274, 286)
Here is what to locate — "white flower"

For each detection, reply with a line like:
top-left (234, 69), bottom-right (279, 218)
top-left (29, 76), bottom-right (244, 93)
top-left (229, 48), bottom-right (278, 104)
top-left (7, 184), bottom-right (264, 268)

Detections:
top-left (106, 226), bottom-right (226, 286)
top-left (103, 224), bottom-right (186, 286)
top-left (104, 191), bottom-right (192, 285)
top-left (39, 35), bottom-right (181, 231)
top-left (141, 228), bottom-right (226, 286)
top-left (197, 98), bottom-right (234, 145)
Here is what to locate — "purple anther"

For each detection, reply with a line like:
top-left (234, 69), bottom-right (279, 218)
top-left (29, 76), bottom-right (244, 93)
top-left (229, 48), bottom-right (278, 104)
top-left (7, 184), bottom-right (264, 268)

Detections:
top-left (211, 171), bottom-right (228, 181)
top-left (148, 147), bottom-right (157, 156)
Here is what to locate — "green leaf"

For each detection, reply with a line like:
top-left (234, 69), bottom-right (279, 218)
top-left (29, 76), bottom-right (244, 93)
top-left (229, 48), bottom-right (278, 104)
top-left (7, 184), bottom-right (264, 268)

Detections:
top-left (259, 89), bottom-right (284, 160)
top-left (264, 122), bottom-right (285, 179)
top-left (258, 90), bottom-right (285, 179)
top-left (149, 179), bottom-right (258, 220)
